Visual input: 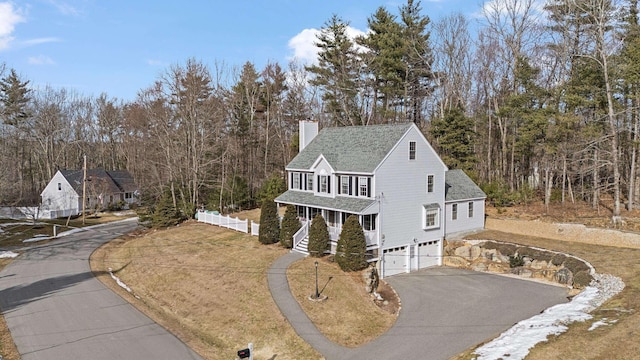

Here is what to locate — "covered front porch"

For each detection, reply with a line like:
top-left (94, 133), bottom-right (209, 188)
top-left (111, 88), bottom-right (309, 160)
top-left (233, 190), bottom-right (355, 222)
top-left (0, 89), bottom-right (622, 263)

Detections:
top-left (275, 190), bottom-right (380, 258)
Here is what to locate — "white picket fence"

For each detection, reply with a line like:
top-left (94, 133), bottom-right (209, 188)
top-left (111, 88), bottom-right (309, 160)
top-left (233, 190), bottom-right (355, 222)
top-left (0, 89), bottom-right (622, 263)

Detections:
top-left (196, 210), bottom-right (260, 236)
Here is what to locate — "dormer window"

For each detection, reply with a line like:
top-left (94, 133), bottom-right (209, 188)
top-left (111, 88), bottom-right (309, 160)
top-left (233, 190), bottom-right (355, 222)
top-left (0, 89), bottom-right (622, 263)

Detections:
top-left (318, 175), bottom-right (330, 194)
top-left (409, 141), bottom-right (416, 160)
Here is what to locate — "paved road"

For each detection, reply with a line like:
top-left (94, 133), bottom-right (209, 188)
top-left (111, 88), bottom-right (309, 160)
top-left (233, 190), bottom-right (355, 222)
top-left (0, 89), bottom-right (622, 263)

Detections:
top-left (269, 252), bottom-right (569, 360)
top-left (0, 219), bottom-right (202, 360)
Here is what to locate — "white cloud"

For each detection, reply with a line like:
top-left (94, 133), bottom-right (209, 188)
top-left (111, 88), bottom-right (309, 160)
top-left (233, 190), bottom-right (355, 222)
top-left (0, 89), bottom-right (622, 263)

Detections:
top-left (287, 26), bottom-right (368, 65)
top-left (288, 28), bottom-right (320, 64)
top-left (28, 55), bottom-right (55, 65)
top-left (0, 2), bottom-right (25, 51)
top-left (22, 37), bottom-right (61, 47)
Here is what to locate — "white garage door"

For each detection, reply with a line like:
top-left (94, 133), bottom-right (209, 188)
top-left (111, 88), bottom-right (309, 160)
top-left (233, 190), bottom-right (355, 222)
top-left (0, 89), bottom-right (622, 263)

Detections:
top-left (417, 240), bottom-right (440, 269)
top-left (383, 246), bottom-right (408, 277)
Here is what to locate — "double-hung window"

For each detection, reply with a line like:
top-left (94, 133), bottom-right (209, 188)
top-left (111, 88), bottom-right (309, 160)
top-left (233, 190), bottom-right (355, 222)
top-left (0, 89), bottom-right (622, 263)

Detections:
top-left (318, 175), bottom-right (329, 193)
top-left (409, 141), bottom-right (416, 160)
top-left (427, 175), bottom-right (434, 193)
top-left (468, 202), bottom-right (474, 218)
top-left (307, 174), bottom-right (314, 191)
top-left (452, 203), bottom-right (458, 220)
top-left (359, 177), bottom-right (368, 197)
top-left (423, 204), bottom-right (440, 230)
top-left (292, 172), bottom-right (300, 190)
top-left (341, 175), bottom-right (350, 195)
top-left (362, 214), bottom-right (376, 231)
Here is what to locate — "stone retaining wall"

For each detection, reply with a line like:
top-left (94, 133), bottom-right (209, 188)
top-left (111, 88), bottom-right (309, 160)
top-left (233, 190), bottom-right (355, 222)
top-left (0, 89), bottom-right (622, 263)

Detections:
top-left (444, 239), bottom-right (594, 290)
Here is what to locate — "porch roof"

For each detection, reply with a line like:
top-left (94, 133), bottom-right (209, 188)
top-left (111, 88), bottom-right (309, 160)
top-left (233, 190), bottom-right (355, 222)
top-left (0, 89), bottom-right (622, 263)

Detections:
top-left (275, 190), bottom-right (376, 213)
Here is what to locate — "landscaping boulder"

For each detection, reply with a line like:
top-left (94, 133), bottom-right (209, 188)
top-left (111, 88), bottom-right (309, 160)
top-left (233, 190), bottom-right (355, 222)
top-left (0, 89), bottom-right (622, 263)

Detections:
top-left (554, 268), bottom-right (573, 285)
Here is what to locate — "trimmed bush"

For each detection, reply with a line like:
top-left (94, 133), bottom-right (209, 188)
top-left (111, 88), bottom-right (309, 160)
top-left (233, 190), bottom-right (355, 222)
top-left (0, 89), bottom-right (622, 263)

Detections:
top-left (551, 253), bottom-right (567, 266)
top-left (308, 214), bottom-right (330, 257)
top-left (258, 199), bottom-right (280, 245)
top-left (279, 204), bottom-right (300, 249)
top-left (517, 247), bottom-right (553, 262)
top-left (482, 242), bottom-right (518, 257)
top-left (336, 215), bottom-right (368, 271)
top-left (563, 257), bottom-right (590, 274)
top-left (573, 270), bottom-right (593, 289)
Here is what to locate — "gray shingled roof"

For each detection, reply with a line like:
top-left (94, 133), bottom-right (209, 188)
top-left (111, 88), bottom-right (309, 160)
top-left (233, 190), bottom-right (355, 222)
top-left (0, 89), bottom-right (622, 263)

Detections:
top-left (275, 190), bottom-right (376, 213)
top-left (60, 169), bottom-right (136, 195)
top-left (445, 169), bottom-right (486, 202)
top-left (287, 123), bottom-right (413, 173)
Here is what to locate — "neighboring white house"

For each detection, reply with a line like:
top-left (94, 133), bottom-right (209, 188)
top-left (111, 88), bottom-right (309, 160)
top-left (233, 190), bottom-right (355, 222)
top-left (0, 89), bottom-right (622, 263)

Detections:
top-left (40, 169), bottom-right (138, 219)
top-left (275, 121), bottom-right (486, 278)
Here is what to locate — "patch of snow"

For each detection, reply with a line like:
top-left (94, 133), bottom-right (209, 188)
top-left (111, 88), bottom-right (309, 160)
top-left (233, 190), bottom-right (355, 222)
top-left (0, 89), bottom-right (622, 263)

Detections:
top-left (0, 251), bottom-right (19, 258)
top-left (474, 273), bottom-right (625, 360)
top-left (588, 319), bottom-right (608, 331)
top-left (108, 268), bottom-right (140, 299)
top-left (588, 318), bottom-right (618, 331)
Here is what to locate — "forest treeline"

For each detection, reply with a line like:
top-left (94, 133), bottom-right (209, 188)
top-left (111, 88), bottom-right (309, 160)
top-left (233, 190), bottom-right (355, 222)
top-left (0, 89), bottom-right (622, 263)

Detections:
top-left (1, 0), bottom-right (639, 222)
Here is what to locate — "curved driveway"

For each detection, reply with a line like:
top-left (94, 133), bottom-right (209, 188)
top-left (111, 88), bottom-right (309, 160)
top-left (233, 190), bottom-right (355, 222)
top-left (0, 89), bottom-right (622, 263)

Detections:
top-left (0, 219), bottom-right (202, 360)
top-left (269, 252), bottom-right (569, 360)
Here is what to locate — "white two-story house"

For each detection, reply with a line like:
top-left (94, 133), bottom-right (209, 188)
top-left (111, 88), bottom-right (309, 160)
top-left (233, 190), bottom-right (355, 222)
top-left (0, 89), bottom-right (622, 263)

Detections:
top-left (275, 121), bottom-right (485, 278)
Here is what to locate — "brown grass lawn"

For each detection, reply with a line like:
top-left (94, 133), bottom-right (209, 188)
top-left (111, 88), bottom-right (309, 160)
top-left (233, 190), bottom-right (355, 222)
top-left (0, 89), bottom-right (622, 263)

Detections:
top-left (91, 221), bottom-right (321, 360)
top-left (0, 258), bottom-right (20, 360)
top-left (449, 225), bottom-right (640, 359)
top-left (287, 257), bottom-right (397, 347)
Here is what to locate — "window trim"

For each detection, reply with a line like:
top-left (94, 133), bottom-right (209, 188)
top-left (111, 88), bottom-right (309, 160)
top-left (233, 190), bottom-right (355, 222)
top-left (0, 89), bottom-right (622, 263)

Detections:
top-left (409, 141), bottom-right (416, 160)
top-left (452, 203), bottom-right (458, 220)
top-left (468, 201), bottom-right (474, 218)
top-left (58, 182), bottom-right (62, 191)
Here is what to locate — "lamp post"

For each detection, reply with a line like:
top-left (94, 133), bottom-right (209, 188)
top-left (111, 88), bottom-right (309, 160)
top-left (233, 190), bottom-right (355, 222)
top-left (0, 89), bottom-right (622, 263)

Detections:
top-left (314, 260), bottom-right (319, 299)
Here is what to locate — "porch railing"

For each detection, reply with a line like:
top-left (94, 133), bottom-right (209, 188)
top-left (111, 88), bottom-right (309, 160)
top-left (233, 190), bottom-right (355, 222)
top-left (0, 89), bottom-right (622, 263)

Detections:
top-left (327, 225), bottom-right (378, 247)
top-left (293, 220), bottom-right (309, 250)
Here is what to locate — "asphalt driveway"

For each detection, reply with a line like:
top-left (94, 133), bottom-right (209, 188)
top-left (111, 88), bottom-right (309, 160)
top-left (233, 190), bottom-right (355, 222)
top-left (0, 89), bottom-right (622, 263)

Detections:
top-left (269, 252), bottom-right (569, 360)
top-left (0, 219), bottom-right (202, 360)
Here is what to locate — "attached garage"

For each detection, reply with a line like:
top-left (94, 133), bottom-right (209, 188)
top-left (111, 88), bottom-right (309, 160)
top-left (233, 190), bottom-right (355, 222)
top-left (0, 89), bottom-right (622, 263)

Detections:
top-left (382, 246), bottom-right (408, 277)
top-left (417, 240), bottom-right (440, 269)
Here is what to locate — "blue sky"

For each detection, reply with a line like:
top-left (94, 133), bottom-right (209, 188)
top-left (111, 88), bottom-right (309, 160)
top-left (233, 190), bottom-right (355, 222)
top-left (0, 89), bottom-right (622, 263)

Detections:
top-left (1, 0), bottom-right (485, 102)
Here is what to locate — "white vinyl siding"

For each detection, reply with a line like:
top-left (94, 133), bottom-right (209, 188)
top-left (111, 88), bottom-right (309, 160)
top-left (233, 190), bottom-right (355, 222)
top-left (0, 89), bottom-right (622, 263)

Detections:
top-left (374, 126), bottom-right (446, 259)
top-left (444, 200), bottom-right (485, 236)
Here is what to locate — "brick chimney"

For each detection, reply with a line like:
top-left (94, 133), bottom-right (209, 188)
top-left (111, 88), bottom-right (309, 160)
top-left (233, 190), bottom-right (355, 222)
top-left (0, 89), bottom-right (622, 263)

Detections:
top-left (299, 120), bottom-right (318, 152)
